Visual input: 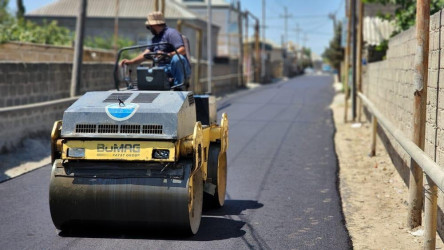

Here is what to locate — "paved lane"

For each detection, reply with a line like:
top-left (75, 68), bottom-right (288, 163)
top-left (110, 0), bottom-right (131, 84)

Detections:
top-left (0, 75), bottom-right (351, 249)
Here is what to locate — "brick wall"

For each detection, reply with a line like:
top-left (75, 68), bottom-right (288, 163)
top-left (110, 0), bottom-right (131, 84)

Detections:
top-left (0, 42), bottom-right (115, 62)
top-left (362, 10), bottom-right (444, 237)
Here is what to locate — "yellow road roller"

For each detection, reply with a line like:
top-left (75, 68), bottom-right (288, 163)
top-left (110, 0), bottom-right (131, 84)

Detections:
top-left (49, 43), bottom-right (228, 235)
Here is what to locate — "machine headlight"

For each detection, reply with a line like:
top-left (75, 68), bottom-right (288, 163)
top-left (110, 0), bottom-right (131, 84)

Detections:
top-left (68, 148), bottom-right (85, 158)
top-left (152, 149), bottom-right (169, 159)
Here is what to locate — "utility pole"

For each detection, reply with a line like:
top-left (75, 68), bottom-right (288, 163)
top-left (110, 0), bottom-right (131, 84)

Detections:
top-left (302, 33), bottom-right (308, 50)
top-left (244, 11), bottom-right (249, 83)
top-left (113, 0), bottom-right (119, 54)
top-left (255, 18), bottom-right (261, 82)
top-left (408, 0), bottom-right (429, 235)
top-left (237, 0), bottom-right (244, 88)
top-left (328, 13), bottom-right (337, 31)
top-left (351, 0), bottom-right (357, 121)
top-left (261, 0), bottom-right (266, 81)
top-left (279, 6), bottom-right (292, 48)
top-left (245, 11), bottom-right (260, 83)
top-left (70, 0), bottom-right (87, 97)
top-left (294, 23), bottom-right (301, 69)
top-left (207, 0), bottom-right (213, 93)
top-left (280, 6), bottom-right (292, 78)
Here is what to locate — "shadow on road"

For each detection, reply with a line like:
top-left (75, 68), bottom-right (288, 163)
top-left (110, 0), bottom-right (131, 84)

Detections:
top-left (58, 199), bottom-right (263, 241)
top-left (203, 199), bottom-right (263, 216)
top-left (0, 134), bottom-right (50, 182)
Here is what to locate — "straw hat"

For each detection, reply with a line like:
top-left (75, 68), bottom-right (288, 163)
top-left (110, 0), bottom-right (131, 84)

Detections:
top-left (145, 11), bottom-right (165, 26)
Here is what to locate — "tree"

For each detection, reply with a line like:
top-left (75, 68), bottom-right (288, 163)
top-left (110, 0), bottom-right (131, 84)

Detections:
top-left (0, 0), bottom-right (11, 23)
top-left (322, 22), bottom-right (344, 73)
top-left (363, 0), bottom-right (444, 33)
top-left (16, 0), bottom-right (25, 20)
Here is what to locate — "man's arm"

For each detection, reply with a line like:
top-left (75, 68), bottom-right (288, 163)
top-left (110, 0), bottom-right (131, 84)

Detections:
top-left (167, 46), bottom-right (186, 57)
top-left (120, 48), bottom-right (150, 66)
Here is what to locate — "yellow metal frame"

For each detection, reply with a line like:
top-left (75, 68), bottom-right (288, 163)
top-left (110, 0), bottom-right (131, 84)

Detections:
top-left (62, 140), bottom-right (176, 162)
top-left (52, 113), bottom-right (229, 181)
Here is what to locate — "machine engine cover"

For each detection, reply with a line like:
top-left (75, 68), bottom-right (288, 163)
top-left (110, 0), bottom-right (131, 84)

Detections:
top-left (61, 91), bottom-right (196, 140)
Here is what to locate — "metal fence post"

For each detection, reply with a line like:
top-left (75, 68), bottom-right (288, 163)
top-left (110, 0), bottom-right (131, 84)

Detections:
top-left (424, 175), bottom-right (438, 250)
top-left (357, 0), bottom-right (363, 122)
top-left (370, 115), bottom-right (377, 157)
top-left (344, 0), bottom-right (352, 123)
top-left (407, 0), bottom-right (429, 229)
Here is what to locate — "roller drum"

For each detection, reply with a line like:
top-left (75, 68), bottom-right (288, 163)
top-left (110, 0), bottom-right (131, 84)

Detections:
top-left (206, 143), bottom-right (227, 207)
top-left (49, 159), bottom-right (202, 234)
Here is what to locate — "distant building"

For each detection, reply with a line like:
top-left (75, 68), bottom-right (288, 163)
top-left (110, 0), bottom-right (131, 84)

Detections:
top-left (25, 0), bottom-right (219, 60)
top-left (174, 0), bottom-right (241, 58)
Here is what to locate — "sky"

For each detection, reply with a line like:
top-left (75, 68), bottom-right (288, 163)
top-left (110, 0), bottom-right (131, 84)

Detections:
top-left (7, 0), bottom-right (345, 56)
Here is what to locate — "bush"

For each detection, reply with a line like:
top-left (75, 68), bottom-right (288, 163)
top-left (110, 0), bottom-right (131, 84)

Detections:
top-left (84, 36), bottom-right (134, 50)
top-left (0, 13), bottom-right (73, 45)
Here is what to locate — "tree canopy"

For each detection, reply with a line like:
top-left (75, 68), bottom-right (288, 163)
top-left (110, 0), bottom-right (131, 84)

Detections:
top-left (0, 1), bottom-right (134, 49)
top-left (0, 0), bottom-right (72, 45)
top-left (363, 0), bottom-right (444, 33)
top-left (322, 22), bottom-right (344, 72)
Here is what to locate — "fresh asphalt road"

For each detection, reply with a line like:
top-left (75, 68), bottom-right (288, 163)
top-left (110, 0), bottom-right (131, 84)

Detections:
top-left (0, 74), bottom-right (352, 249)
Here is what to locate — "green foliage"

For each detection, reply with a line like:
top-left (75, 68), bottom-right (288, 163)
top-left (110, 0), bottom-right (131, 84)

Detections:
top-left (84, 36), bottom-right (135, 50)
top-left (363, 0), bottom-right (444, 33)
top-left (85, 36), bottom-right (137, 58)
top-left (322, 22), bottom-right (344, 72)
top-left (0, 0), bottom-right (11, 23)
top-left (0, 2), bottom-right (73, 45)
top-left (0, 19), bottom-right (72, 45)
top-left (375, 39), bottom-right (388, 52)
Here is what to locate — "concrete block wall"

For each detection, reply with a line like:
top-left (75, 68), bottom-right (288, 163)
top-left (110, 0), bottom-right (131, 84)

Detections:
top-left (0, 100), bottom-right (74, 152)
top-left (0, 62), bottom-right (114, 151)
top-left (362, 10), bottom-right (444, 237)
top-left (0, 42), bottom-right (115, 62)
top-left (0, 62), bottom-right (114, 108)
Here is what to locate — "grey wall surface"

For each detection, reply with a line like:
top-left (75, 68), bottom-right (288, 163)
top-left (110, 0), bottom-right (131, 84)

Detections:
top-left (0, 59), bottom-right (239, 152)
top-left (0, 62), bottom-right (113, 151)
top-left (362, 10), bottom-right (444, 238)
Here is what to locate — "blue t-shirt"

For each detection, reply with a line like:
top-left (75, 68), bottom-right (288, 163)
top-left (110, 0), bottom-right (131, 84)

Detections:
top-left (151, 26), bottom-right (184, 53)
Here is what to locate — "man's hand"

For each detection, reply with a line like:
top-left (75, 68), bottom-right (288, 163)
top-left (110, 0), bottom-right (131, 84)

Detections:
top-left (120, 59), bottom-right (131, 67)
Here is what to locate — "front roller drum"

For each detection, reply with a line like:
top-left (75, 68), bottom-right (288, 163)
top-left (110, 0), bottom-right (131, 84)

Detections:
top-left (49, 159), bottom-right (203, 235)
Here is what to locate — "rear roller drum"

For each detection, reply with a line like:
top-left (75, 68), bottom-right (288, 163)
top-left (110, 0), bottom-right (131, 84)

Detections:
top-left (206, 143), bottom-right (227, 207)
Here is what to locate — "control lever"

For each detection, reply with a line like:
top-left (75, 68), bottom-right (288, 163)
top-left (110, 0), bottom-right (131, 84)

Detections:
top-left (123, 64), bottom-right (134, 89)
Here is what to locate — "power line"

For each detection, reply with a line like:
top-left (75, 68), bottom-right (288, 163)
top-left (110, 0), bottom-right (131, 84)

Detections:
top-left (268, 14), bottom-right (329, 19)
top-left (334, 0), bottom-right (345, 16)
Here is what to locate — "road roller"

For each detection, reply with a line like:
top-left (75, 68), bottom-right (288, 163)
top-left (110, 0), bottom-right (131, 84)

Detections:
top-left (49, 43), bottom-right (228, 235)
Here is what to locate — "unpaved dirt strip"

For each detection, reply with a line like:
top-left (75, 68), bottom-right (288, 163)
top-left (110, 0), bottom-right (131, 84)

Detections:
top-left (332, 91), bottom-right (444, 249)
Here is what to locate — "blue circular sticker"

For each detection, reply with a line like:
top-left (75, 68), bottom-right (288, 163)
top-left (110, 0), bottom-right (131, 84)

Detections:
top-left (105, 103), bottom-right (139, 121)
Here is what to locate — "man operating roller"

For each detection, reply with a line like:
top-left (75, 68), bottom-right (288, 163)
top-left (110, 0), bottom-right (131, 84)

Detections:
top-left (120, 11), bottom-right (191, 88)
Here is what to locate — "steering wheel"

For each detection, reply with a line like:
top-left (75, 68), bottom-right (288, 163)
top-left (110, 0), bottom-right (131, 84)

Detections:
top-left (143, 52), bottom-right (172, 65)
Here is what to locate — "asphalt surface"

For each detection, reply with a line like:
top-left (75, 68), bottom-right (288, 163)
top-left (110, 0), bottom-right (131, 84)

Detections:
top-left (0, 74), bottom-right (352, 249)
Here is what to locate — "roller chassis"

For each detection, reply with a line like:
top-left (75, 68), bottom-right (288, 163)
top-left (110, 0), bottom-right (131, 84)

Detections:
top-left (49, 43), bottom-right (229, 235)
top-left (50, 108), bottom-right (228, 235)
